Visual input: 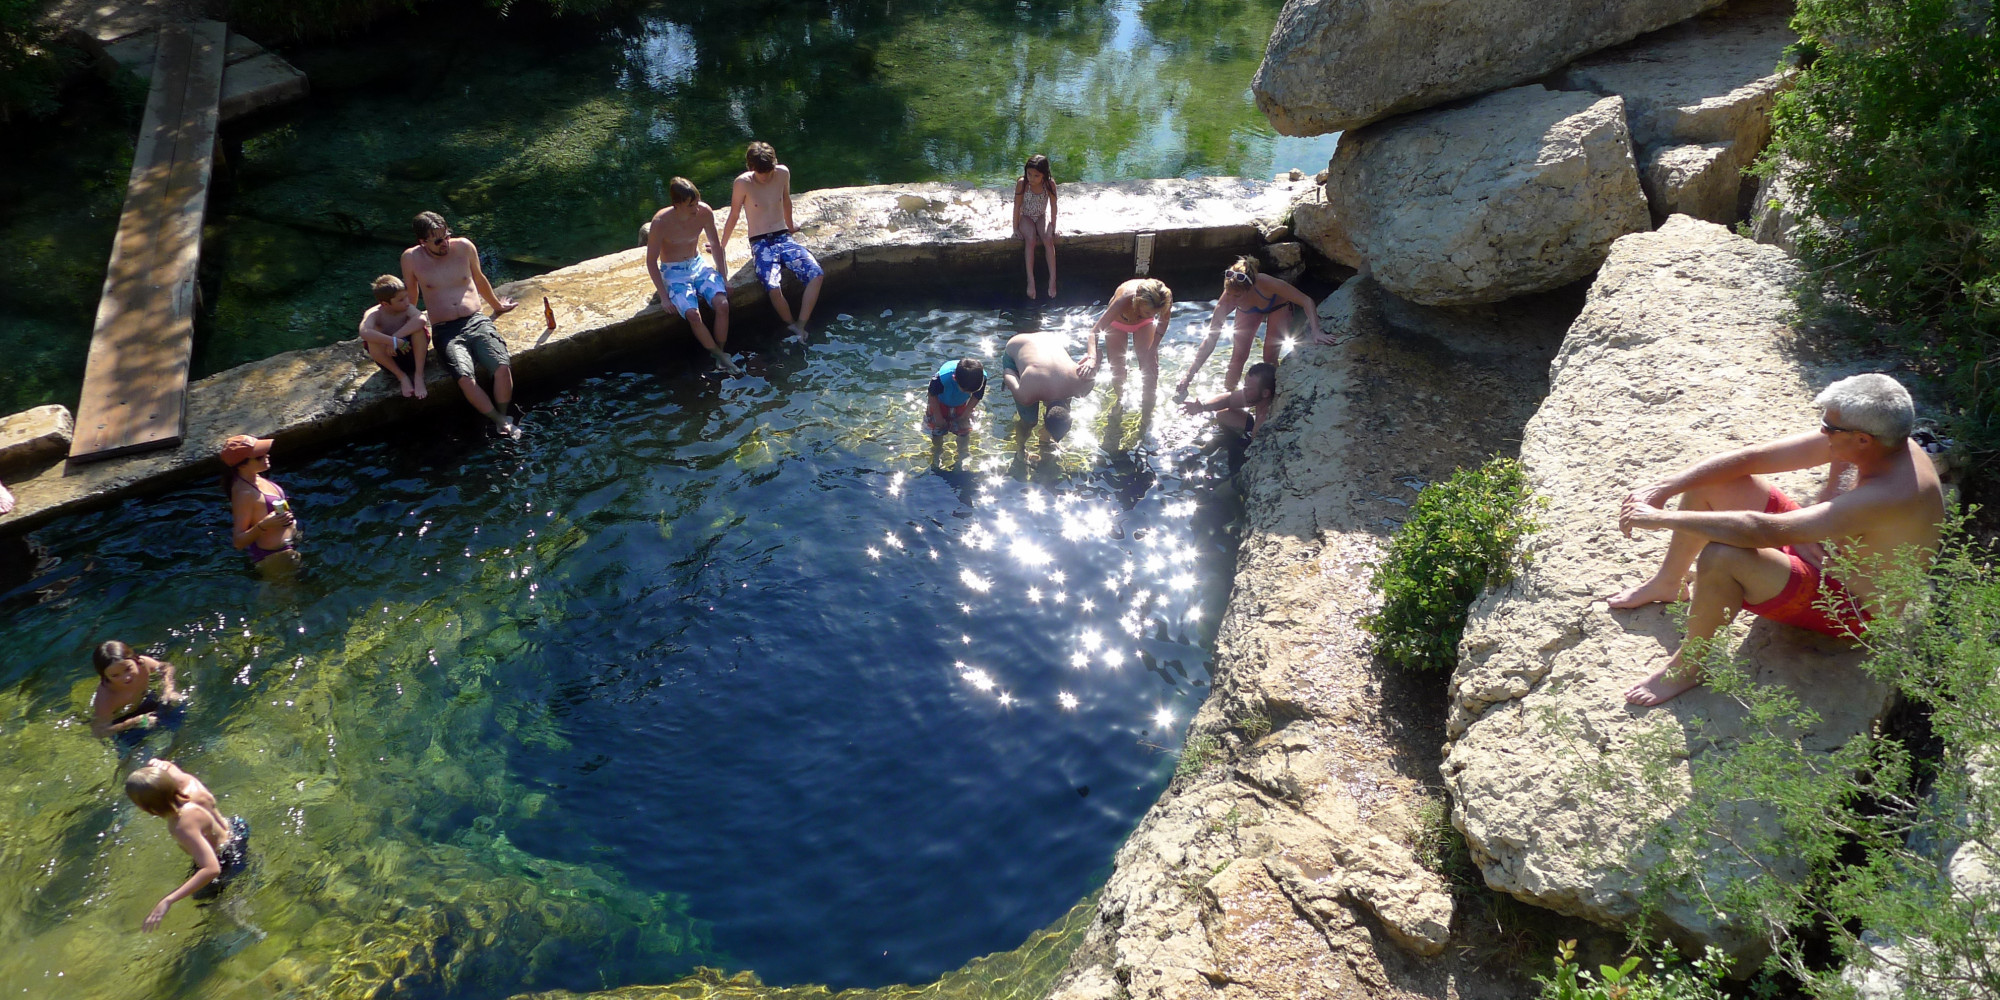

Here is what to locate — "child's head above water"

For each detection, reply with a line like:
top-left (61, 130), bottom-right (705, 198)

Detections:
top-left (370, 274), bottom-right (406, 306)
top-left (125, 763), bottom-right (184, 817)
top-left (669, 176), bottom-right (701, 206)
top-left (746, 141), bottom-right (778, 174)
top-left (1244, 362), bottom-right (1277, 401)
top-left (93, 640), bottom-right (140, 684)
top-left (953, 358), bottom-right (986, 394)
top-left (1045, 403), bottom-right (1072, 441)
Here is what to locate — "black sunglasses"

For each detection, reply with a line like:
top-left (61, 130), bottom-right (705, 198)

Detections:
top-left (1821, 419), bottom-right (1859, 435)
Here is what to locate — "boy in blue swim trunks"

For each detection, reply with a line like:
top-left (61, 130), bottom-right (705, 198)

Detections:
top-left (925, 358), bottom-right (987, 470)
top-left (646, 176), bottom-right (739, 374)
top-left (722, 141), bottom-right (824, 344)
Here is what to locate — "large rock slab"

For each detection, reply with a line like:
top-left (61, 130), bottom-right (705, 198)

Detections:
top-left (1326, 86), bottom-right (1650, 306)
top-left (1441, 216), bottom-right (1896, 957)
top-left (1557, 0), bottom-right (1797, 223)
top-left (0, 405), bottom-right (73, 477)
top-left (1252, 0), bottom-right (1727, 135)
top-left (0, 177), bottom-right (1307, 534)
top-left (1043, 277), bottom-right (1574, 1000)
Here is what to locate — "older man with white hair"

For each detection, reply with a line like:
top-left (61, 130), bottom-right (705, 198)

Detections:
top-left (1609, 373), bottom-right (1945, 706)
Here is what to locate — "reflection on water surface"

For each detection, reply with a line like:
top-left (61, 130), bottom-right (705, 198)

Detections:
top-left (0, 301), bottom-right (1262, 997)
top-left (0, 0), bottom-right (1338, 415)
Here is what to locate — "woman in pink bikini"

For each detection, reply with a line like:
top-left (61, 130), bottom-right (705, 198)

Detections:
top-left (223, 434), bottom-right (301, 578)
top-left (1091, 277), bottom-right (1173, 397)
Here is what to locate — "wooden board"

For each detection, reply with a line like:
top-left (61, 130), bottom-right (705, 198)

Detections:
top-left (69, 21), bottom-right (226, 462)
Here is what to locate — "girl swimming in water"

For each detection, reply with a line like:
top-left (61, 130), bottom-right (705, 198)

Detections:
top-left (223, 434), bottom-right (301, 578)
top-left (1013, 155), bottom-right (1059, 299)
top-left (125, 758), bottom-right (250, 931)
top-left (89, 640), bottom-right (185, 739)
top-left (1176, 256), bottom-right (1326, 398)
top-left (1091, 278), bottom-right (1173, 397)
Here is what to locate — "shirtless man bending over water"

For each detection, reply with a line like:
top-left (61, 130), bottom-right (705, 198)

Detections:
top-left (1609, 374), bottom-right (1944, 706)
top-left (721, 141), bottom-right (823, 344)
top-left (1002, 331), bottom-right (1099, 452)
top-left (401, 211), bottom-right (520, 437)
top-left (646, 176), bottom-right (739, 374)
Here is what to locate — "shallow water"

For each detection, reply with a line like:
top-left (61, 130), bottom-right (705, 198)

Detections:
top-left (0, 302), bottom-right (1266, 997)
top-left (0, 0), bottom-right (1338, 415)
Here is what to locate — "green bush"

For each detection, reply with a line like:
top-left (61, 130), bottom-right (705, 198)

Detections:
top-left (1362, 457), bottom-right (1538, 672)
top-left (1629, 515), bottom-right (2000, 999)
top-left (1535, 940), bottom-right (1730, 1000)
top-left (0, 0), bottom-right (77, 122)
top-left (1761, 0), bottom-right (2000, 452)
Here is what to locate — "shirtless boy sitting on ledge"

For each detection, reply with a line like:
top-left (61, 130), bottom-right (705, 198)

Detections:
top-left (1609, 373), bottom-right (1944, 706)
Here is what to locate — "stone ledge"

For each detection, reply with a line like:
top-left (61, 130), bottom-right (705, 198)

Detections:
top-left (0, 405), bottom-right (74, 477)
top-left (0, 176), bottom-right (1307, 535)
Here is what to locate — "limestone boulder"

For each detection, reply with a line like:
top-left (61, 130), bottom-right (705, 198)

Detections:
top-left (1325, 86), bottom-right (1650, 306)
top-left (0, 405), bottom-right (73, 476)
top-left (1288, 196), bottom-right (1361, 270)
top-left (1751, 156), bottom-right (1812, 256)
top-left (1252, 0), bottom-right (1726, 135)
top-left (1441, 216), bottom-right (1898, 958)
top-left (1557, 0), bottom-right (1797, 223)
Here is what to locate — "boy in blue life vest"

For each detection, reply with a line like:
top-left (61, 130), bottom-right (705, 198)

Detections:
top-left (925, 357), bottom-right (987, 470)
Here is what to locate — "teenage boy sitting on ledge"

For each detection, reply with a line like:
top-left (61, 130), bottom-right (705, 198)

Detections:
top-left (358, 275), bottom-right (430, 398)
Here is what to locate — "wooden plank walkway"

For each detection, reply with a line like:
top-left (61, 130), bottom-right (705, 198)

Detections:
top-left (70, 20), bottom-right (227, 462)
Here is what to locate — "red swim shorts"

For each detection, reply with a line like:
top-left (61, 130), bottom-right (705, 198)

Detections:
top-left (1738, 486), bottom-right (1870, 637)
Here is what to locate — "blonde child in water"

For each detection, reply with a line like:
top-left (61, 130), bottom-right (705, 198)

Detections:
top-left (1013, 154), bottom-right (1059, 299)
top-left (125, 758), bottom-right (250, 931)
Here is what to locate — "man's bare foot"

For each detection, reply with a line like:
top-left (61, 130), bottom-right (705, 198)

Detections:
top-left (1607, 575), bottom-right (1688, 608)
top-left (1625, 661), bottom-right (1703, 706)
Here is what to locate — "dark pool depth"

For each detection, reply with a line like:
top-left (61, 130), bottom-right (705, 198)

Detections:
top-left (0, 0), bottom-right (1339, 416)
top-left (0, 302), bottom-right (1256, 997)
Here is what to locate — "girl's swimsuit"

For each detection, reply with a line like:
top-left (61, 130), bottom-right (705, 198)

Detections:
top-left (1106, 314), bottom-right (1157, 333)
top-left (245, 483), bottom-right (296, 563)
top-left (1019, 183), bottom-right (1050, 220)
top-left (1241, 286), bottom-right (1285, 315)
top-left (191, 815), bottom-right (251, 898)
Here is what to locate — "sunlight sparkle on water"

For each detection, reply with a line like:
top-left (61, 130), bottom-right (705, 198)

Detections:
top-left (866, 547), bottom-right (882, 560)
top-left (1014, 542), bottom-right (1053, 568)
top-left (1071, 652), bottom-right (1090, 669)
top-left (1027, 587), bottom-right (1043, 603)
top-left (1154, 707), bottom-right (1176, 728)
top-left (1103, 648), bottom-right (1125, 668)
top-left (1080, 629), bottom-right (1103, 651)
top-left (1080, 597), bottom-right (1096, 612)
top-left (960, 569), bottom-right (992, 593)
top-left (1058, 691), bottom-right (1079, 710)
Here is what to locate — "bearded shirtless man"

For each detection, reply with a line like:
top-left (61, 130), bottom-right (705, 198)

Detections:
top-left (720, 141), bottom-right (823, 344)
top-left (1001, 331), bottom-right (1099, 451)
top-left (645, 177), bottom-right (739, 374)
top-left (1610, 373), bottom-right (1945, 706)
top-left (400, 211), bottom-right (520, 437)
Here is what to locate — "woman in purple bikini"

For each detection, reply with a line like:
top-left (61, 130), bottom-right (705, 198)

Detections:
top-left (1176, 255), bottom-right (1327, 399)
top-left (223, 435), bottom-right (301, 577)
top-left (1090, 277), bottom-right (1173, 397)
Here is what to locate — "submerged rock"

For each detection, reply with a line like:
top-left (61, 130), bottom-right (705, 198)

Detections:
top-left (1441, 216), bottom-right (1896, 958)
top-left (1252, 0), bottom-right (1727, 135)
top-left (1325, 86), bottom-right (1650, 306)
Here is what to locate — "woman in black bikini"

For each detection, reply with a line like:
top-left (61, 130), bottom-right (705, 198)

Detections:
top-left (89, 640), bottom-right (185, 739)
top-left (223, 434), bottom-right (301, 578)
top-left (1176, 256), bottom-right (1329, 399)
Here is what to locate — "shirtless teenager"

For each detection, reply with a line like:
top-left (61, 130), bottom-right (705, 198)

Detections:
top-left (1610, 373), bottom-right (1946, 706)
top-left (89, 640), bottom-right (185, 739)
top-left (357, 274), bottom-right (430, 398)
top-left (400, 211), bottom-right (520, 437)
top-left (645, 176), bottom-right (739, 374)
top-left (1181, 362), bottom-right (1275, 438)
top-left (1177, 256), bottom-right (1326, 399)
top-left (720, 141), bottom-right (823, 343)
top-left (1002, 331), bottom-right (1099, 451)
top-left (125, 758), bottom-right (250, 931)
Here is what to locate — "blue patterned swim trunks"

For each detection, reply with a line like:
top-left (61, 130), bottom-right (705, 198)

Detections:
top-left (749, 230), bottom-right (824, 290)
top-left (664, 255), bottom-right (727, 315)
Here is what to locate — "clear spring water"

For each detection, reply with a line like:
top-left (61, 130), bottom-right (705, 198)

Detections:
top-left (0, 0), bottom-right (1339, 415)
top-left (0, 301), bottom-right (1259, 998)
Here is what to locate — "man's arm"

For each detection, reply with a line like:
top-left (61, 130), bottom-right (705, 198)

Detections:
top-left (1630, 431), bottom-right (1834, 507)
top-left (1623, 480), bottom-right (1888, 550)
top-left (703, 207), bottom-right (727, 276)
top-left (644, 217), bottom-right (668, 304)
top-left (781, 167), bottom-right (798, 233)
top-left (399, 250), bottom-right (422, 313)
top-left (721, 178), bottom-right (746, 244)
top-left (1177, 300), bottom-right (1232, 394)
top-left (464, 241), bottom-right (517, 315)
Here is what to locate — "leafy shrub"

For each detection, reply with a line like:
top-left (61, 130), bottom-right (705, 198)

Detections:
top-left (1362, 457), bottom-right (1538, 671)
top-left (1536, 940), bottom-right (1730, 1000)
top-left (1761, 0), bottom-right (2000, 453)
top-left (0, 0), bottom-right (78, 122)
top-left (1626, 515), bottom-right (2000, 999)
